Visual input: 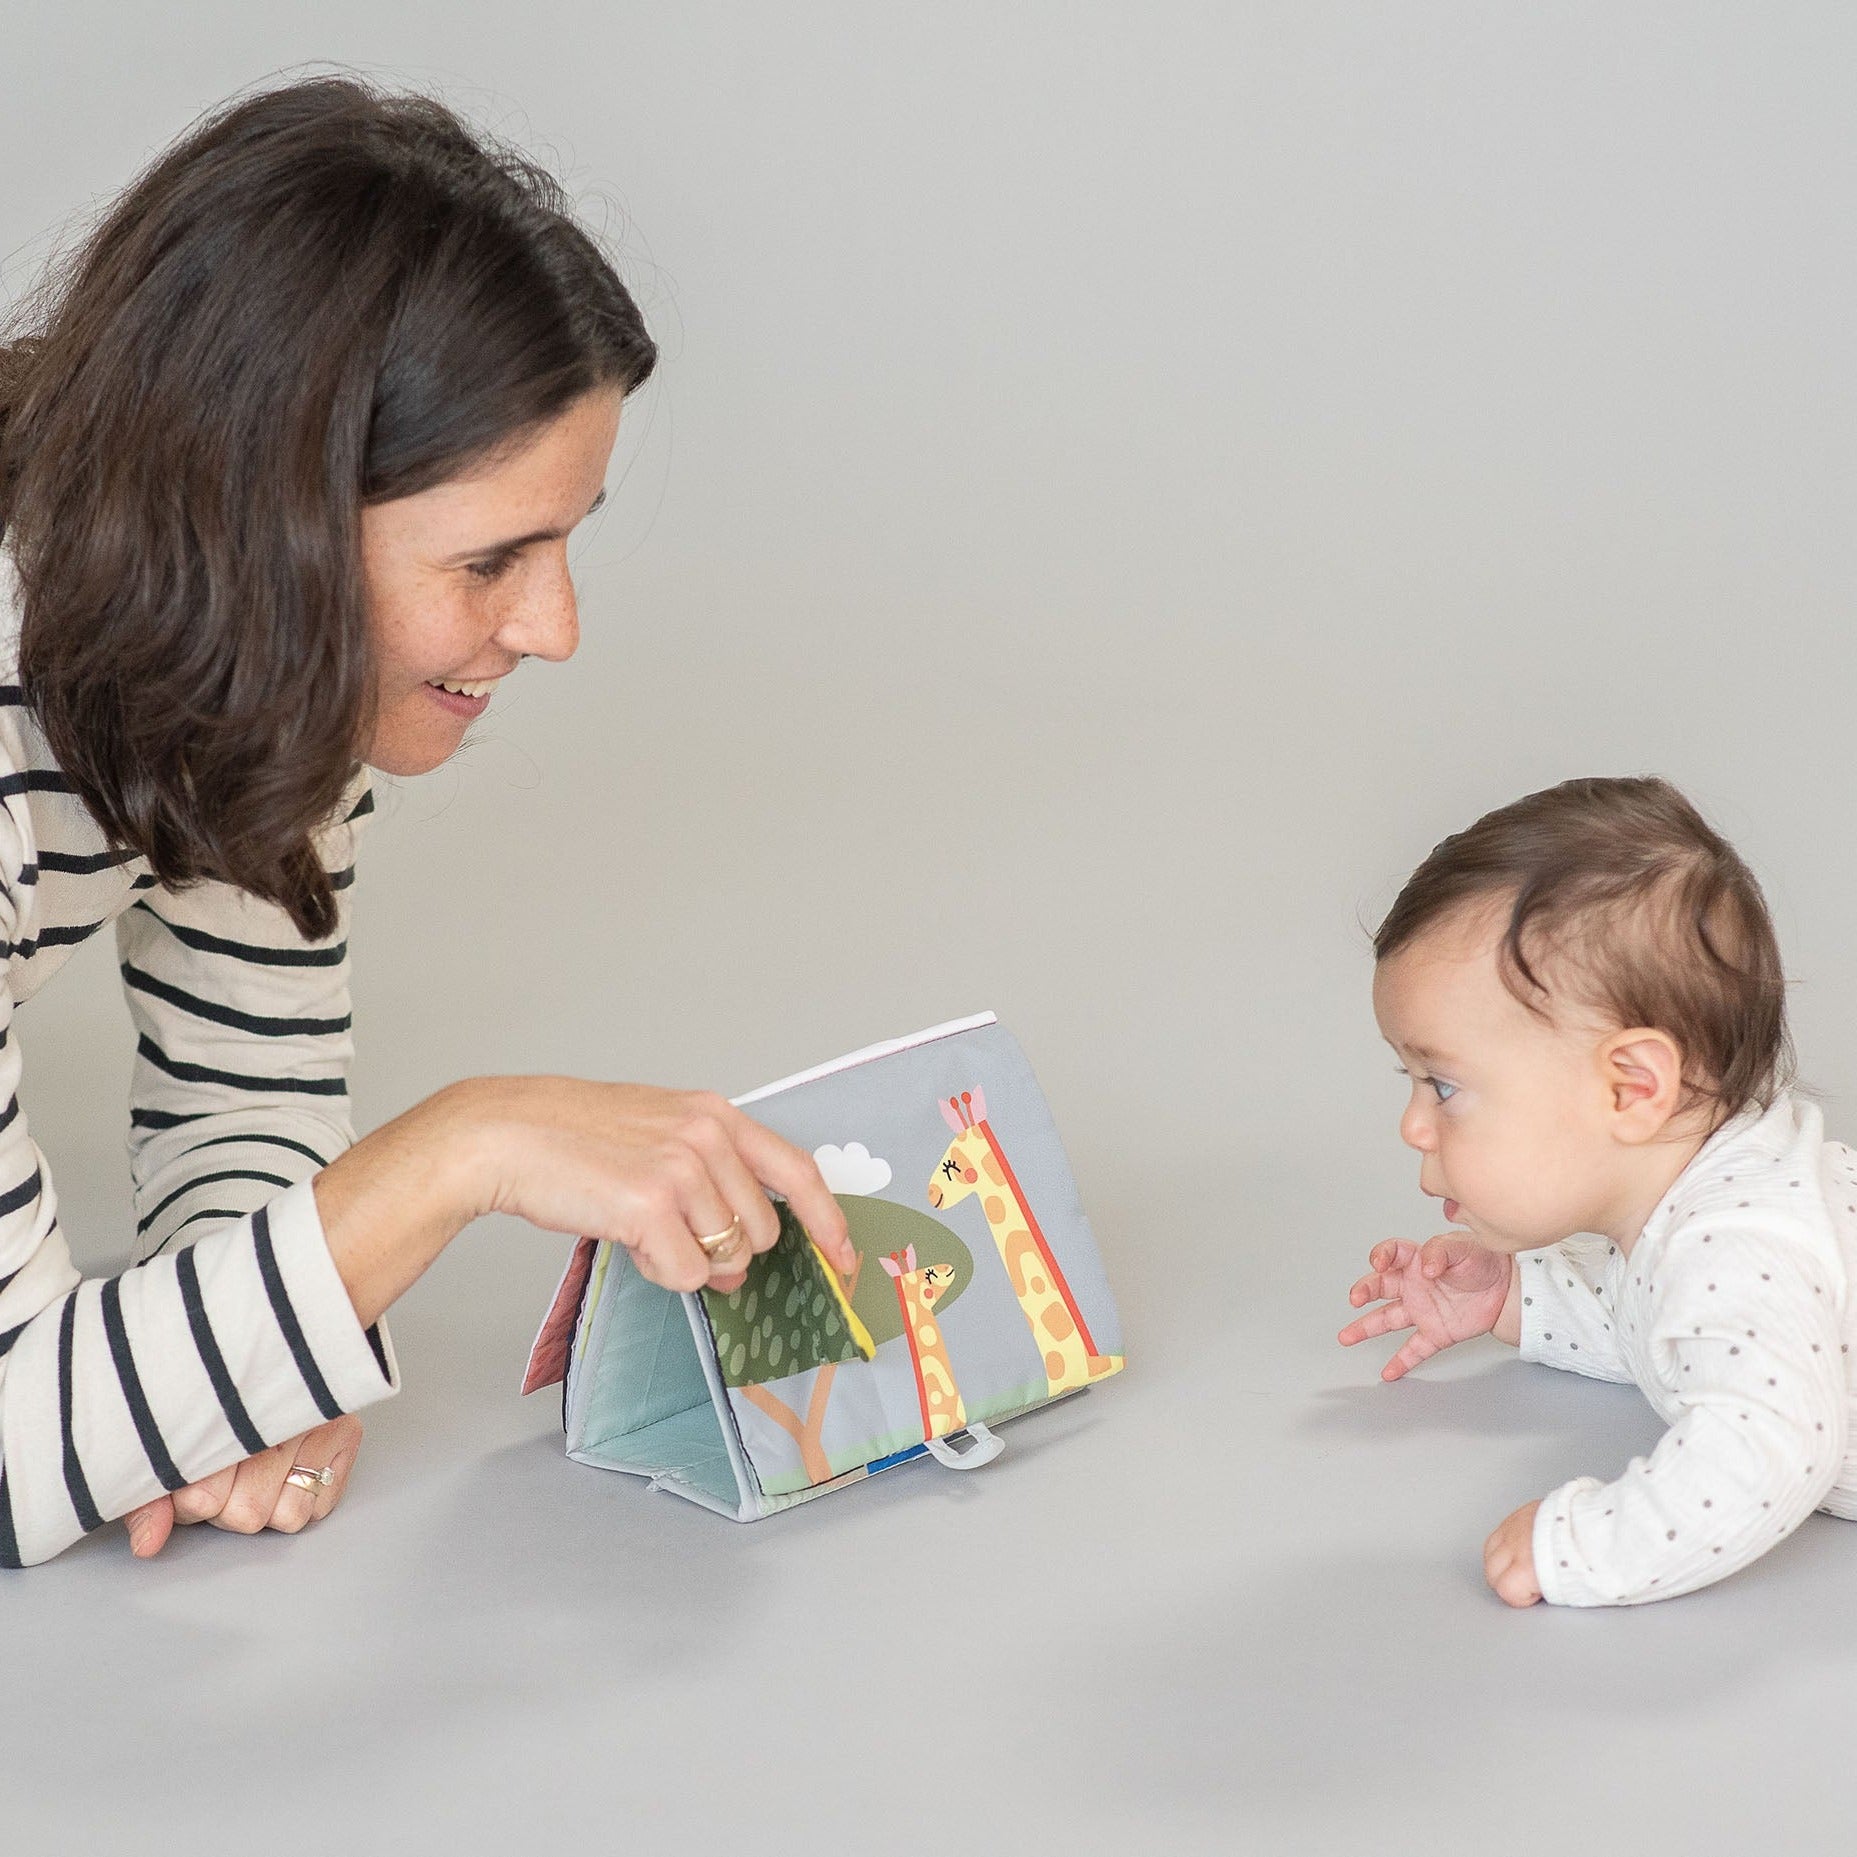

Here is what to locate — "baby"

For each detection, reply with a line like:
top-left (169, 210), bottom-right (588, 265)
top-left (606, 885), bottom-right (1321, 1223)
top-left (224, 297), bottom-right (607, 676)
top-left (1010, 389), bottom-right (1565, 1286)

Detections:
top-left (1340, 774), bottom-right (1857, 1606)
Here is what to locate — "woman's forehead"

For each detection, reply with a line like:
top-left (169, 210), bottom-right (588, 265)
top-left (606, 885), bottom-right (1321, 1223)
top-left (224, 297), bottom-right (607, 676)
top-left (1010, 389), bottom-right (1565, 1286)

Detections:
top-left (362, 388), bottom-right (623, 557)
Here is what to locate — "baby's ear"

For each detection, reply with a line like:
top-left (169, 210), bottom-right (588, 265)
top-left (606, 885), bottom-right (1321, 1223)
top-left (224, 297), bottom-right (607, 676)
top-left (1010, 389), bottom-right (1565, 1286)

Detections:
top-left (1602, 1028), bottom-right (1686, 1140)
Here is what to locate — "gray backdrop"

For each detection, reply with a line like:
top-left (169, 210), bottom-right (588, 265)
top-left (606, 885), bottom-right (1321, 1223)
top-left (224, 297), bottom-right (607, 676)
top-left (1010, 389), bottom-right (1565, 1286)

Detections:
top-left (4, 5), bottom-right (1855, 1851)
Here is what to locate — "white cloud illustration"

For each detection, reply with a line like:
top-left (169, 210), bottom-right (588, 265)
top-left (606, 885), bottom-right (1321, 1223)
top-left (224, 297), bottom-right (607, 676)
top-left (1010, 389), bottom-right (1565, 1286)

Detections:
top-left (812, 1141), bottom-right (893, 1196)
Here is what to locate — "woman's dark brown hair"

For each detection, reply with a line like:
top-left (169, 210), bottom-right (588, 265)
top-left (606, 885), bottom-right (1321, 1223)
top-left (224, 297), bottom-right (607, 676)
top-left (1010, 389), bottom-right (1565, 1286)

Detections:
top-left (1375, 776), bottom-right (1793, 1121)
top-left (0, 76), bottom-right (656, 937)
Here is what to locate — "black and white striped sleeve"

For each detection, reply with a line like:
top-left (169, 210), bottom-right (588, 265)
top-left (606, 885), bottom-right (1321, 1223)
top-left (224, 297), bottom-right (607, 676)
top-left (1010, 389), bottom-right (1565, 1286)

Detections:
top-left (116, 779), bottom-right (377, 1264)
top-left (0, 780), bottom-right (398, 1568)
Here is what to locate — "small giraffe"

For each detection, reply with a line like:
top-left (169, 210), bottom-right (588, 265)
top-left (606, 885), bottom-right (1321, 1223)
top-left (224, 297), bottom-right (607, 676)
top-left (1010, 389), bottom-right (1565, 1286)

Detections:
top-left (880, 1245), bottom-right (967, 1442)
top-left (928, 1086), bottom-right (1123, 1396)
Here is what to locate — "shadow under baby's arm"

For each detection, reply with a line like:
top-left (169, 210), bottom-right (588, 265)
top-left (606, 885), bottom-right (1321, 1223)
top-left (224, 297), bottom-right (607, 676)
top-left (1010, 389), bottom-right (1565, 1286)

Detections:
top-left (1305, 1354), bottom-right (1651, 1444)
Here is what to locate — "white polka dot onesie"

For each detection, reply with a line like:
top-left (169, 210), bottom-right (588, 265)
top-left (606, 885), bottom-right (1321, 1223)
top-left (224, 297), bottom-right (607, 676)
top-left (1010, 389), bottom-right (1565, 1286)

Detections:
top-left (1523, 1092), bottom-right (1857, 1605)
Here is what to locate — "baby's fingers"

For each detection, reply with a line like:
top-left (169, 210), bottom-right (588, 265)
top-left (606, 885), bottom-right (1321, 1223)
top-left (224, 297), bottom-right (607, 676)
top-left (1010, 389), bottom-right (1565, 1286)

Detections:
top-left (1485, 1552), bottom-right (1543, 1608)
top-left (1338, 1299), bottom-right (1408, 1348)
top-left (1348, 1269), bottom-right (1391, 1308)
top-left (1419, 1232), bottom-right (1481, 1278)
top-left (1380, 1329), bottom-right (1439, 1383)
top-left (1368, 1239), bottom-right (1417, 1275)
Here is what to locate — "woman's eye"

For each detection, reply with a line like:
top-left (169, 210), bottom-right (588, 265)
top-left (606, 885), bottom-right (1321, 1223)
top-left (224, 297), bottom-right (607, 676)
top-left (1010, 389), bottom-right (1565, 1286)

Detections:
top-left (465, 551), bottom-right (518, 583)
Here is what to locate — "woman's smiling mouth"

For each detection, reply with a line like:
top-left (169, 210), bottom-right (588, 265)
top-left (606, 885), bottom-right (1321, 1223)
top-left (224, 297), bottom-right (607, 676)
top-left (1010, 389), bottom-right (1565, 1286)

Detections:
top-left (424, 676), bottom-right (499, 718)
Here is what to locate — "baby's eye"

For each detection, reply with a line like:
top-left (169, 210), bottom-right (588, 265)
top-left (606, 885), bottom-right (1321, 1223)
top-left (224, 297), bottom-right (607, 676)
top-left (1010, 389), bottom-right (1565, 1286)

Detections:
top-left (1428, 1077), bottom-right (1459, 1103)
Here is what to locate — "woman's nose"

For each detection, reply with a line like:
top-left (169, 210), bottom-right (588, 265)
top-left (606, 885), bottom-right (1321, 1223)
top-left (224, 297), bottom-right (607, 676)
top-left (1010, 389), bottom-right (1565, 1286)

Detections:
top-left (498, 550), bottom-right (581, 663)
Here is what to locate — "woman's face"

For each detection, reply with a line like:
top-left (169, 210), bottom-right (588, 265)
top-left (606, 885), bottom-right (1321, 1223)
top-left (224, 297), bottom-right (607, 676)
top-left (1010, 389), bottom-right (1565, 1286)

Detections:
top-left (360, 386), bottom-right (626, 776)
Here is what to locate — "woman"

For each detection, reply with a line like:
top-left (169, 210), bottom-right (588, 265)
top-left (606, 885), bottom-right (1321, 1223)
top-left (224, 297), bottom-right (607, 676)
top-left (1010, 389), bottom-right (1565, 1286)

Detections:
top-left (0, 77), bottom-right (852, 1569)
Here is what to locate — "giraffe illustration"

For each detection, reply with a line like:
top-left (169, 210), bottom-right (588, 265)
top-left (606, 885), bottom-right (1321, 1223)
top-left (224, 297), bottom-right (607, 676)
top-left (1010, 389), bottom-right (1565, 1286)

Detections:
top-left (928, 1086), bottom-right (1123, 1395)
top-left (879, 1245), bottom-right (968, 1443)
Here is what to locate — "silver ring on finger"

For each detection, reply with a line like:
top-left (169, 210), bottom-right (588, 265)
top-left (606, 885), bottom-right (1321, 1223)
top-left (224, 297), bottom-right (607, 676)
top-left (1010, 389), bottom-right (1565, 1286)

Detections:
top-left (284, 1463), bottom-right (334, 1495)
top-left (695, 1215), bottom-right (745, 1266)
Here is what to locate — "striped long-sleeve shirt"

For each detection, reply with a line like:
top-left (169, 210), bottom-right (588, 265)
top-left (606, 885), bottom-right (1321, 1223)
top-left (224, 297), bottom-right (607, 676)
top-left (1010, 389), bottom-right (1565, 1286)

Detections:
top-left (0, 574), bottom-right (398, 1568)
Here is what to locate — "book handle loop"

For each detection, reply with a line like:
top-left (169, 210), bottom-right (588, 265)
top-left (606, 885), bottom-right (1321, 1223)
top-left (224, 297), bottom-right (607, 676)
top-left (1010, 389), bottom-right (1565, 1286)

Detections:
top-left (924, 1422), bottom-right (1003, 1472)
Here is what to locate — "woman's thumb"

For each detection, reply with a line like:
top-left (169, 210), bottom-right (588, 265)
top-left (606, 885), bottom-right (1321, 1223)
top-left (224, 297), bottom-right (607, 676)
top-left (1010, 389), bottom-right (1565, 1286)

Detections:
top-left (125, 1495), bottom-right (175, 1559)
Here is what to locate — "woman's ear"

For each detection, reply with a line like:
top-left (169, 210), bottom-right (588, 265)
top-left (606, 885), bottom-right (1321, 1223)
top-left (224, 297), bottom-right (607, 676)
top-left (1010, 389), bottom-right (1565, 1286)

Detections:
top-left (1600, 1028), bottom-right (1686, 1142)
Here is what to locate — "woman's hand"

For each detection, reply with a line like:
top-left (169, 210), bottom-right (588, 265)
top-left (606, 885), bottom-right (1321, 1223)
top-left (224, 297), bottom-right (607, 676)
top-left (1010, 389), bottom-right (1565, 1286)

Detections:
top-left (1484, 1499), bottom-right (1543, 1607)
top-left (314, 1078), bottom-right (855, 1329)
top-left (1338, 1234), bottom-right (1517, 1381)
top-left (122, 1414), bottom-right (362, 1558)
top-left (467, 1078), bottom-right (854, 1293)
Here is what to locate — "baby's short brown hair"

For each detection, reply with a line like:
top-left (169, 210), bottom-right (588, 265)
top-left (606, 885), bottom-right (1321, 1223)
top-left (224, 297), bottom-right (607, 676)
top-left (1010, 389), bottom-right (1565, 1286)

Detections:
top-left (1375, 776), bottom-right (1792, 1120)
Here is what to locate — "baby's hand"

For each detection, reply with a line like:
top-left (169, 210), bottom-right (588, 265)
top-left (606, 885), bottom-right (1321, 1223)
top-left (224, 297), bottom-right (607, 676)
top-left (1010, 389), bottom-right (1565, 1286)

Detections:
top-left (1483, 1500), bottom-right (1543, 1607)
top-left (1337, 1234), bottom-right (1514, 1381)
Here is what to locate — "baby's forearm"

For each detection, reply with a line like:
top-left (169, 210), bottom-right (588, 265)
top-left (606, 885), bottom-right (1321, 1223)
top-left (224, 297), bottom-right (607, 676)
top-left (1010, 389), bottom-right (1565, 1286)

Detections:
top-left (1490, 1253), bottom-right (1522, 1348)
top-left (1538, 1423), bottom-right (1833, 1607)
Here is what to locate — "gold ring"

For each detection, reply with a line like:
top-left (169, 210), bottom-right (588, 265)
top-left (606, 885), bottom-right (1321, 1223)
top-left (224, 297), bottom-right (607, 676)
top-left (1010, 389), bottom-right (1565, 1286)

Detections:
top-left (696, 1216), bottom-right (745, 1263)
top-left (284, 1464), bottom-right (333, 1494)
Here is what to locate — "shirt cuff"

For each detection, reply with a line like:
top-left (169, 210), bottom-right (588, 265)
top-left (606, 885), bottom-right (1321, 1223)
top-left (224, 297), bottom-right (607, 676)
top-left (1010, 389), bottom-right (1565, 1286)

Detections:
top-left (261, 1178), bottom-right (400, 1411)
top-left (1514, 1251), bottom-right (1608, 1371)
top-left (1518, 1306), bottom-right (1549, 1365)
top-left (1533, 1476), bottom-right (1610, 1607)
top-left (1515, 1256), bottom-right (1556, 1365)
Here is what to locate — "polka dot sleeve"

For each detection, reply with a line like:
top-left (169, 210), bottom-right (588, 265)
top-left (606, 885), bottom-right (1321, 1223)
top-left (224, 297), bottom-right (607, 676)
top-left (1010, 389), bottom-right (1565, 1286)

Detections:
top-left (1516, 1241), bottom-right (1632, 1384)
top-left (1533, 1220), bottom-right (1847, 1607)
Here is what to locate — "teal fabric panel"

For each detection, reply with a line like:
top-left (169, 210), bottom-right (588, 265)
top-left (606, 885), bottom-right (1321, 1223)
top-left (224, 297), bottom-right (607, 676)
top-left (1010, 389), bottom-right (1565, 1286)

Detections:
top-left (573, 1406), bottom-right (740, 1509)
top-left (576, 1250), bottom-right (724, 1483)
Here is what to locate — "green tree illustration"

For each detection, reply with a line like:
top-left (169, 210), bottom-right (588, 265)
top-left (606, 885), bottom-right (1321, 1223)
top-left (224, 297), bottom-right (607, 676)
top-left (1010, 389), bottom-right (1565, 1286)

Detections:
top-left (702, 1194), bottom-right (974, 1481)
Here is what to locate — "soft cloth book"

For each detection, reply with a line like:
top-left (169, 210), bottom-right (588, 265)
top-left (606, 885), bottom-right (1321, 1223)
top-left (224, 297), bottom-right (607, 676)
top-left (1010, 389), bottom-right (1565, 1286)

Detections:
top-left (521, 1012), bottom-right (1126, 1518)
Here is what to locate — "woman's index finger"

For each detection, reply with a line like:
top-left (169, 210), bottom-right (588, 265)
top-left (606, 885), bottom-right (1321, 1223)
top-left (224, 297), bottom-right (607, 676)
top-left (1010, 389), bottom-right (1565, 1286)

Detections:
top-left (728, 1112), bottom-right (853, 1267)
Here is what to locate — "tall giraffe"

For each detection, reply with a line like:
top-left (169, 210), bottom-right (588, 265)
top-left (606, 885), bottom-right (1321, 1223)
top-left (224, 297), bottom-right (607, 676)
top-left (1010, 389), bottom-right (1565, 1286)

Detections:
top-left (928, 1086), bottom-right (1123, 1395)
top-left (879, 1246), bottom-right (967, 1442)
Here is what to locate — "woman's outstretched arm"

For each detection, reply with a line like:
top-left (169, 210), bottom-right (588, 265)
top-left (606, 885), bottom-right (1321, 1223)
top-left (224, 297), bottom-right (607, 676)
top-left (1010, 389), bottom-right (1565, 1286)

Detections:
top-left (314, 1076), bottom-right (855, 1329)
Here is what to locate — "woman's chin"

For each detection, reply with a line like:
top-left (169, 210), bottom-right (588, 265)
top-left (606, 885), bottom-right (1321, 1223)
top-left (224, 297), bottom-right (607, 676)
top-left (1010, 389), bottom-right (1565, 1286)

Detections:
top-left (364, 685), bottom-right (493, 775)
top-left (362, 720), bottom-right (470, 777)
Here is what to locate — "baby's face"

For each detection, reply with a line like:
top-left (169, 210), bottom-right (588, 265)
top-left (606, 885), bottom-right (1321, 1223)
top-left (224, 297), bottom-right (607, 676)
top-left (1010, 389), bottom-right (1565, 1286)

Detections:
top-left (1372, 904), bottom-right (1620, 1252)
